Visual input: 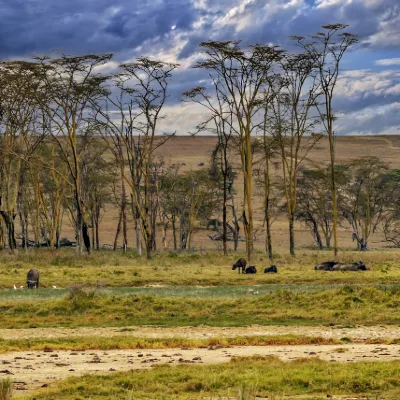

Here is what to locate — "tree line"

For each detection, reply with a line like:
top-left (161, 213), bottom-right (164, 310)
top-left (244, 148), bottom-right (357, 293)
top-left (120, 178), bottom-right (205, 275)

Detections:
top-left (0, 24), bottom-right (399, 259)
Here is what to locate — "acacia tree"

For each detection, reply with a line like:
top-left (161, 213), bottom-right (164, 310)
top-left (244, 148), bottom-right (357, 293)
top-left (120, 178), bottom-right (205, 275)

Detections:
top-left (34, 53), bottom-right (112, 254)
top-left (0, 61), bottom-right (45, 251)
top-left (294, 24), bottom-right (358, 256)
top-left (381, 170), bottom-right (400, 247)
top-left (340, 157), bottom-right (393, 250)
top-left (296, 166), bottom-right (343, 249)
top-left (195, 41), bottom-right (282, 261)
top-left (94, 57), bottom-right (177, 259)
top-left (183, 82), bottom-right (237, 255)
top-left (268, 53), bottom-right (321, 255)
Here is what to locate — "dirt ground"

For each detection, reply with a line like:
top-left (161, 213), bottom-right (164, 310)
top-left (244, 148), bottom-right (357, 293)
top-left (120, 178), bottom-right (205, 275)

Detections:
top-left (1, 324), bottom-right (399, 341)
top-left (1, 344), bottom-right (400, 396)
top-left (1, 325), bottom-right (400, 397)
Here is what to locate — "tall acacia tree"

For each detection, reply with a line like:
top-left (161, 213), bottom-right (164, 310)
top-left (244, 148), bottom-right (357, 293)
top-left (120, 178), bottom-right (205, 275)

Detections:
top-left (294, 24), bottom-right (358, 257)
top-left (268, 52), bottom-right (321, 255)
top-left (94, 57), bottom-right (177, 259)
top-left (183, 82), bottom-right (236, 255)
top-left (195, 41), bottom-right (282, 261)
top-left (0, 61), bottom-right (45, 251)
top-left (34, 53), bottom-right (112, 254)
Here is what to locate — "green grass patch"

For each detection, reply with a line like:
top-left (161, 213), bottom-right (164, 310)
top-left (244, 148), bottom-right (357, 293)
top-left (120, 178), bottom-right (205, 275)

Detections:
top-left (28, 356), bottom-right (400, 399)
top-left (0, 335), bottom-right (340, 353)
top-left (0, 286), bottom-right (399, 328)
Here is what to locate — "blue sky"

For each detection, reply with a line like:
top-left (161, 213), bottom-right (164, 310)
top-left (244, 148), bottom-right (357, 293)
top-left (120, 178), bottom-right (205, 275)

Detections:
top-left (0, 0), bottom-right (399, 135)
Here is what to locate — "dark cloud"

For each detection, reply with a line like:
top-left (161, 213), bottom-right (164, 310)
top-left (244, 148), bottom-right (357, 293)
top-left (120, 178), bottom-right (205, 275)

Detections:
top-left (0, 0), bottom-right (399, 135)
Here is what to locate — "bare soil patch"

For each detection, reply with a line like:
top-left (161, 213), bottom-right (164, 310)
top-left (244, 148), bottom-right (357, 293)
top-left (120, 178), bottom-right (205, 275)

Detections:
top-left (3, 344), bottom-right (400, 397)
top-left (1, 324), bottom-right (399, 341)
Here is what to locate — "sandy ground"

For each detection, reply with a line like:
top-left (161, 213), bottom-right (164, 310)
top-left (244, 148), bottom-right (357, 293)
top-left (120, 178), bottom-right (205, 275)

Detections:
top-left (1, 324), bottom-right (399, 341)
top-left (1, 344), bottom-right (400, 396)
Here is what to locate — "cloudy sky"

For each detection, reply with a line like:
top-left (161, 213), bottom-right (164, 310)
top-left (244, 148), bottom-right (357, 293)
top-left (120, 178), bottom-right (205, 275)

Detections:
top-left (1, 0), bottom-right (399, 135)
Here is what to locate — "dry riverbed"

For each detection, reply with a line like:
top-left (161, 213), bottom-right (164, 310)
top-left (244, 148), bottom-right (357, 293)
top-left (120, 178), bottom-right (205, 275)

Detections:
top-left (1, 344), bottom-right (400, 396)
top-left (1, 324), bottom-right (399, 341)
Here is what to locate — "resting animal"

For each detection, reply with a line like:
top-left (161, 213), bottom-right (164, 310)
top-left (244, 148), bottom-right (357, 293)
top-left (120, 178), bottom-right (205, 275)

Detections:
top-left (264, 265), bottom-right (278, 273)
top-left (245, 265), bottom-right (257, 274)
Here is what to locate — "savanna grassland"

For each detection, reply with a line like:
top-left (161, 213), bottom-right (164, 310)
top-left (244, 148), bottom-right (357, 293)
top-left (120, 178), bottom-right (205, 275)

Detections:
top-left (1, 136), bottom-right (400, 399)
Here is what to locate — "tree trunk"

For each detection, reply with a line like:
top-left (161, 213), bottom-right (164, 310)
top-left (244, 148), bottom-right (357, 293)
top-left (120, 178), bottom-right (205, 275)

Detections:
top-left (0, 212), bottom-right (17, 251)
top-left (172, 214), bottom-right (177, 250)
top-left (114, 209), bottom-right (122, 250)
top-left (231, 196), bottom-right (239, 252)
top-left (82, 222), bottom-right (91, 254)
top-left (91, 214), bottom-right (95, 251)
top-left (265, 210), bottom-right (273, 262)
top-left (19, 212), bottom-right (27, 250)
top-left (121, 175), bottom-right (128, 253)
top-left (136, 215), bottom-right (142, 256)
top-left (222, 173), bottom-right (228, 256)
top-left (289, 212), bottom-right (295, 256)
top-left (311, 219), bottom-right (323, 250)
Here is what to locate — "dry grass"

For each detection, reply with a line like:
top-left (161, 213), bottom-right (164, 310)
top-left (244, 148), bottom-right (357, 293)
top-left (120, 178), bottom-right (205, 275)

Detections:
top-left (1, 248), bottom-right (399, 289)
top-left (27, 356), bottom-right (400, 399)
top-left (0, 335), bottom-right (341, 354)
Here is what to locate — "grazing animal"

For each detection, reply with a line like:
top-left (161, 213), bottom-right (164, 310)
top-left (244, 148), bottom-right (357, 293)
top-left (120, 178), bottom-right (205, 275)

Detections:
top-left (332, 261), bottom-right (369, 271)
top-left (244, 265), bottom-right (257, 274)
top-left (232, 258), bottom-right (247, 274)
top-left (314, 261), bottom-right (339, 271)
top-left (264, 265), bottom-right (278, 273)
top-left (26, 269), bottom-right (40, 289)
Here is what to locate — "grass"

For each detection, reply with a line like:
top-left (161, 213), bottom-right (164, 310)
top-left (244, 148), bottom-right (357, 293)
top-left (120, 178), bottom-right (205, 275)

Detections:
top-left (27, 356), bottom-right (400, 399)
top-left (0, 334), bottom-right (341, 353)
top-left (0, 286), bottom-right (399, 328)
top-left (0, 379), bottom-right (13, 400)
top-left (1, 248), bottom-right (400, 289)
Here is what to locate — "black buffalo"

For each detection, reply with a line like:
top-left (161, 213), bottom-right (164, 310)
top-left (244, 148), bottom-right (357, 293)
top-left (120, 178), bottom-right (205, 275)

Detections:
top-left (314, 261), bottom-right (339, 271)
top-left (232, 258), bottom-right (247, 274)
top-left (26, 269), bottom-right (40, 289)
top-left (264, 265), bottom-right (278, 273)
top-left (332, 261), bottom-right (369, 271)
top-left (244, 265), bottom-right (257, 274)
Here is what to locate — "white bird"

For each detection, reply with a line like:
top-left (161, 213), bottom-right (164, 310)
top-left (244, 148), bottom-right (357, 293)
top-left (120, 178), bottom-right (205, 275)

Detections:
top-left (254, 291), bottom-right (259, 295)
top-left (20, 286), bottom-right (24, 289)
top-left (13, 285), bottom-right (17, 290)
top-left (52, 285), bottom-right (57, 289)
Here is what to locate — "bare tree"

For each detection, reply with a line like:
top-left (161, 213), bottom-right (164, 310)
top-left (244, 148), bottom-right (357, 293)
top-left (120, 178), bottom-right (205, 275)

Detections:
top-left (195, 41), bottom-right (282, 261)
top-left (267, 53), bottom-right (321, 255)
top-left (94, 57), bottom-right (177, 259)
top-left (294, 24), bottom-right (358, 256)
top-left (34, 53), bottom-right (112, 254)
top-left (0, 61), bottom-right (45, 251)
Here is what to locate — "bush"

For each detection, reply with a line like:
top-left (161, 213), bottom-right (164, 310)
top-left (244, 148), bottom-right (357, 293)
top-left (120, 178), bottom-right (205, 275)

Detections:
top-left (0, 379), bottom-right (13, 400)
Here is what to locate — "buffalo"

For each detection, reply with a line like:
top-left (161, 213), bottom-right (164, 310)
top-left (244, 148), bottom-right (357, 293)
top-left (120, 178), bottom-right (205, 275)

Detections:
top-left (232, 258), bottom-right (247, 274)
top-left (264, 265), bottom-right (278, 273)
top-left (26, 269), bottom-right (40, 289)
top-left (332, 261), bottom-right (369, 271)
top-left (245, 265), bottom-right (257, 274)
top-left (314, 261), bottom-right (339, 271)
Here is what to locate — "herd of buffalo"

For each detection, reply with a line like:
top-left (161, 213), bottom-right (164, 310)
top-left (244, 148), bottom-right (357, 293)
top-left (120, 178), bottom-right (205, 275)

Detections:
top-left (232, 258), bottom-right (370, 274)
top-left (22, 259), bottom-right (369, 290)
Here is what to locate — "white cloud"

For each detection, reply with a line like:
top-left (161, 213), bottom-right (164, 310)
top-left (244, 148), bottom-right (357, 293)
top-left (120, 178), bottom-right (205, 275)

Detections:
top-left (376, 58), bottom-right (400, 66)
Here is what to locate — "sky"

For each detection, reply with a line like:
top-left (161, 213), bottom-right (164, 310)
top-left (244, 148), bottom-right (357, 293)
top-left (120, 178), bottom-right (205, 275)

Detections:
top-left (0, 0), bottom-right (399, 135)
